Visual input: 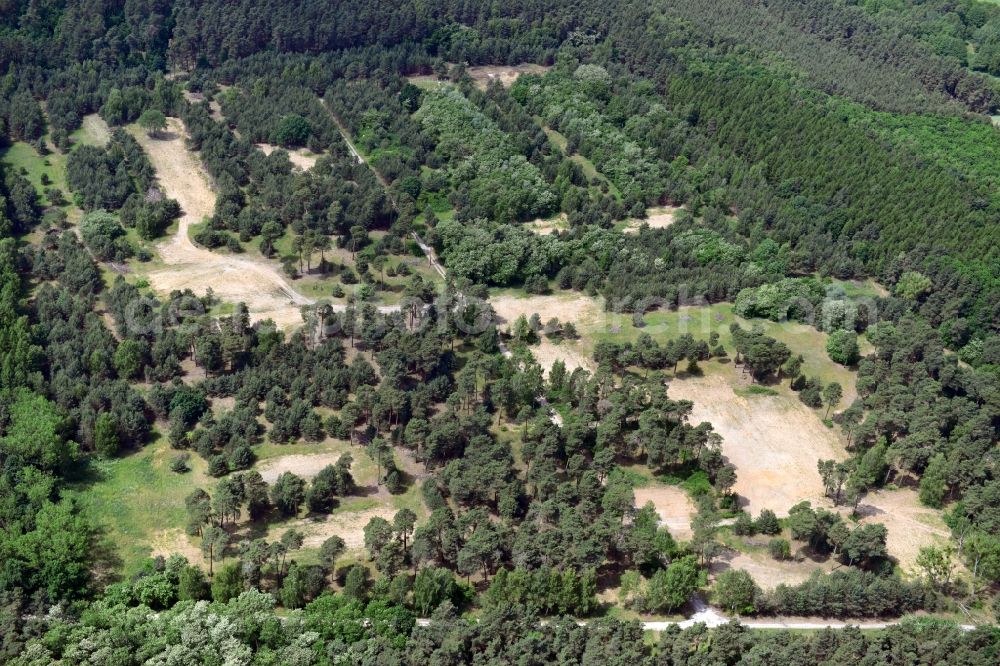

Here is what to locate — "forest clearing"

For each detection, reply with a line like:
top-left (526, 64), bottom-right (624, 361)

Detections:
top-left (667, 366), bottom-right (847, 515)
top-left (407, 63), bottom-right (551, 89)
top-left (256, 142), bottom-right (320, 170)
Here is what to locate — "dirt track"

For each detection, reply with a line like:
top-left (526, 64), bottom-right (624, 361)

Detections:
top-left (131, 118), bottom-right (314, 329)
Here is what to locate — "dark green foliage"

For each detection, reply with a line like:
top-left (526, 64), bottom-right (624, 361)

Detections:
top-left (271, 471), bottom-right (305, 516)
top-left (272, 114), bottom-right (311, 147)
top-left (755, 509), bottom-right (781, 535)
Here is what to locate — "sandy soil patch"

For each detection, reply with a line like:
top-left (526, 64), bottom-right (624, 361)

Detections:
top-left (634, 486), bottom-right (695, 540)
top-left (409, 63), bottom-right (550, 90)
top-left (849, 489), bottom-right (952, 574)
top-left (258, 451), bottom-right (354, 484)
top-left (624, 205), bottom-right (683, 234)
top-left (211, 395), bottom-right (236, 413)
top-left (130, 117), bottom-right (313, 329)
top-left (711, 548), bottom-right (837, 589)
top-left (150, 527), bottom-right (203, 565)
top-left (491, 292), bottom-right (603, 329)
top-left (527, 213), bottom-right (568, 235)
top-left (491, 292), bottom-right (603, 374)
top-left (531, 338), bottom-right (595, 375)
top-left (274, 506), bottom-right (398, 552)
top-left (257, 143), bottom-right (320, 171)
top-left (668, 370), bottom-right (847, 516)
top-left (79, 114), bottom-right (111, 147)
top-left (183, 90), bottom-right (225, 122)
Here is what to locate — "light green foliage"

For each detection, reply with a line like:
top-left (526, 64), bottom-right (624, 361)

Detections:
top-left (434, 216), bottom-right (567, 286)
top-left (674, 229), bottom-right (745, 267)
top-left (1, 388), bottom-right (77, 471)
top-left (415, 87), bottom-right (556, 222)
top-left (715, 569), bottom-right (760, 614)
top-left (511, 71), bottom-right (662, 206)
top-left (894, 271), bottom-right (932, 300)
top-left (93, 412), bottom-right (120, 458)
top-left (645, 555), bottom-right (701, 613)
top-left (919, 453), bottom-right (949, 508)
top-left (137, 108), bottom-right (167, 135)
top-left (80, 209), bottom-right (130, 261)
top-left (733, 277), bottom-right (825, 322)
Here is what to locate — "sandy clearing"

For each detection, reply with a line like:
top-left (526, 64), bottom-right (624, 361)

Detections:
top-left (150, 527), bottom-right (203, 565)
top-left (623, 205), bottom-right (683, 234)
top-left (491, 292), bottom-right (603, 329)
top-left (274, 506), bottom-right (398, 551)
top-left (183, 90), bottom-right (225, 122)
top-left (527, 213), bottom-right (568, 235)
top-left (258, 451), bottom-right (354, 484)
top-left (668, 370), bottom-right (847, 516)
top-left (408, 63), bottom-right (550, 90)
top-left (848, 488), bottom-right (952, 574)
top-left (257, 143), bottom-right (320, 171)
top-left (79, 114), bottom-right (111, 147)
top-left (491, 292), bottom-right (603, 374)
top-left (130, 117), bottom-right (314, 329)
top-left (634, 486), bottom-right (695, 540)
top-left (531, 338), bottom-right (595, 375)
top-left (711, 548), bottom-right (837, 589)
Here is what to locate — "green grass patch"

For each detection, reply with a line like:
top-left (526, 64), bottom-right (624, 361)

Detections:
top-left (585, 298), bottom-right (864, 402)
top-left (735, 384), bottom-right (779, 397)
top-left (69, 437), bottom-right (212, 576)
top-left (609, 466), bottom-right (652, 489)
top-left (1, 141), bottom-right (71, 207)
top-left (657, 467), bottom-right (712, 497)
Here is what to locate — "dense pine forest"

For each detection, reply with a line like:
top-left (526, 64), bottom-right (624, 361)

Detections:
top-left (1, 1), bottom-right (1000, 664)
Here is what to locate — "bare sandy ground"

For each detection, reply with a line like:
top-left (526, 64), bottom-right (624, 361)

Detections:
top-left (491, 292), bottom-right (602, 374)
top-left (256, 444), bottom-right (377, 486)
top-left (634, 486), bottom-right (695, 540)
top-left (79, 114), bottom-right (111, 147)
top-left (667, 370), bottom-right (847, 516)
top-left (623, 205), bottom-right (682, 234)
top-left (408, 63), bottom-right (550, 90)
top-left (711, 548), bottom-right (837, 589)
top-left (713, 490), bottom-right (951, 588)
top-left (847, 488), bottom-right (952, 574)
top-left (527, 213), bottom-right (568, 235)
top-left (531, 338), bottom-right (595, 375)
top-left (257, 143), bottom-right (319, 171)
top-left (130, 117), bottom-right (314, 329)
top-left (258, 453), bottom-right (347, 484)
top-left (273, 506), bottom-right (398, 551)
top-left (490, 293), bottom-right (603, 333)
top-left (150, 527), bottom-right (203, 565)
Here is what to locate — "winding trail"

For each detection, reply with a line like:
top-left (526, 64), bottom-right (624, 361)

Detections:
top-left (132, 119), bottom-right (314, 329)
top-left (133, 118), bottom-right (405, 328)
